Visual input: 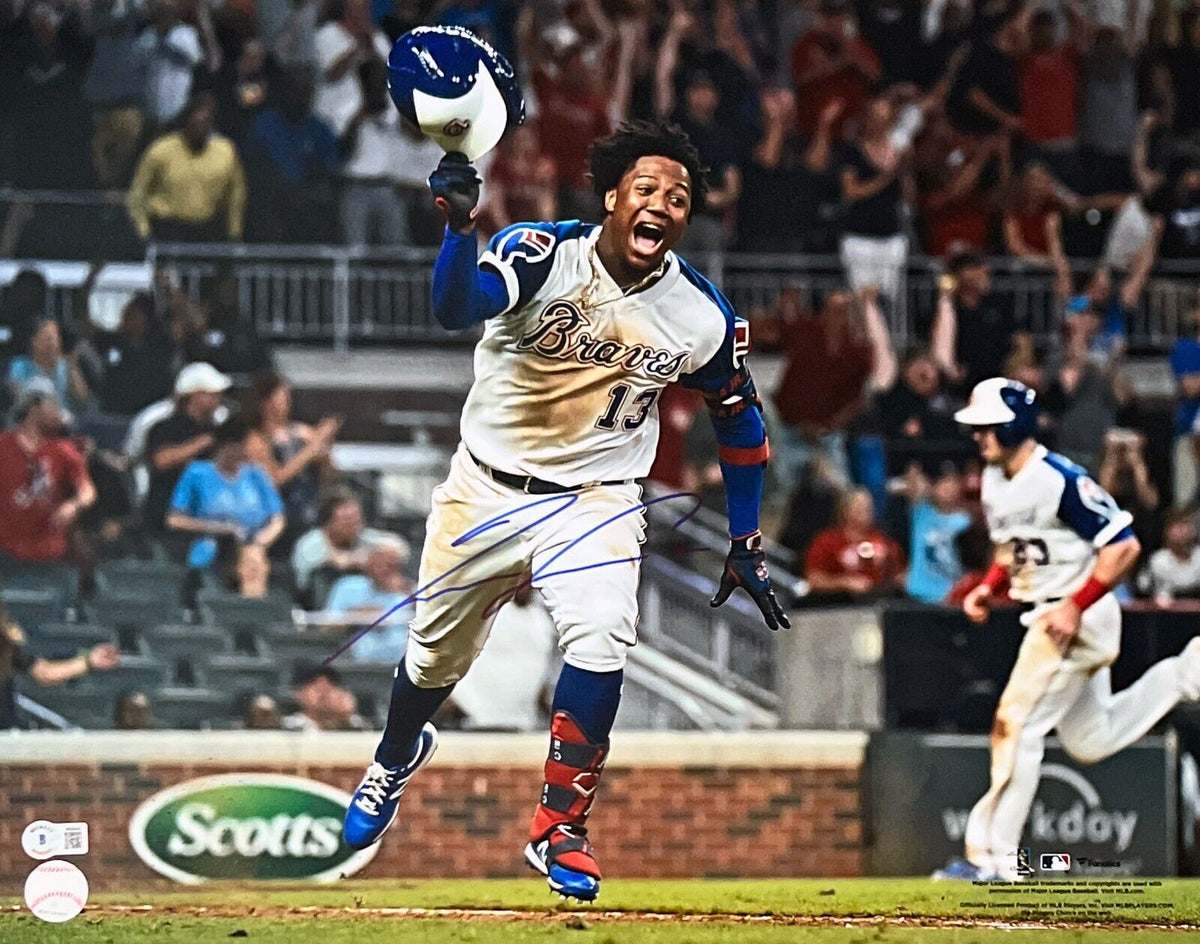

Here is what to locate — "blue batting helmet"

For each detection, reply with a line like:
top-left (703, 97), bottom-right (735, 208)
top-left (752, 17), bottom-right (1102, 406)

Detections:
top-left (954, 377), bottom-right (1040, 447)
top-left (387, 25), bottom-right (524, 161)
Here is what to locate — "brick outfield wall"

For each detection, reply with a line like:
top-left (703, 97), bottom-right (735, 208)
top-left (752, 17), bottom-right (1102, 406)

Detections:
top-left (0, 760), bottom-right (864, 888)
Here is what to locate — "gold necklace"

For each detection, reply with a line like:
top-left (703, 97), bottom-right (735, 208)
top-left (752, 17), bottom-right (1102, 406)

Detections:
top-left (577, 242), bottom-right (666, 313)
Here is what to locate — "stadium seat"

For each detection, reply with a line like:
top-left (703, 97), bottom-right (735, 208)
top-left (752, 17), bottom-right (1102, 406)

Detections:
top-left (204, 653), bottom-right (286, 693)
top-left (259, 624), bottom-right (342, 677)
top-left (197, 591), bottom-right (295, 631)
top-left (149, 687), bottom-right (235, 729)
top-left (143, 624), bottom-right (232, 665)
top-left (0, 560), bottom-right (76, 598)
top-left (85, 594), bottom-right (190, 632)
top-left (19, 621), bottom-right (116, 659)
top-left (96, 559), bottom-right (186, 599)
top-left (1, 586), bottom-right (67, 629)
top-left (15, 676), bottom-right (116, 730)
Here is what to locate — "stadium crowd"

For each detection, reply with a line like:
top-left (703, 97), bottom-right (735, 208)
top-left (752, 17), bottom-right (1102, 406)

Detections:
top-left (2, 0), bottom-right (1200, 728)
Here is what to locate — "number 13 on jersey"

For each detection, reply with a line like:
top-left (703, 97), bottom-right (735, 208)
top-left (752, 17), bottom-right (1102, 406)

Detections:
top-left (596, 384), bottom-right (658, 431)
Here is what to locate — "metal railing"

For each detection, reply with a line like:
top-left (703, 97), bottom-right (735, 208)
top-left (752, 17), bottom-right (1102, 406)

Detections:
top-left (6, 238), bottom-right (1199, 351)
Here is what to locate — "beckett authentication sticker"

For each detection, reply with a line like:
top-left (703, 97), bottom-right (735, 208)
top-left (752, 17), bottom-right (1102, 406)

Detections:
top-left (22, 820), bottom-right (89, 860)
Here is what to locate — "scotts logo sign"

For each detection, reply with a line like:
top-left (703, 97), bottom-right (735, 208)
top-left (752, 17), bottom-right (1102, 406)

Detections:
top-left (129, 774), bottom-right (379, 884)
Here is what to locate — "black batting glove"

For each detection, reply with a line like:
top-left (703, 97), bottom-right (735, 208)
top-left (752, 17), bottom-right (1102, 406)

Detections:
top-left (710, 531), bottom-right (791, 632)
top-left (428, 151), bottom-right (481, 234)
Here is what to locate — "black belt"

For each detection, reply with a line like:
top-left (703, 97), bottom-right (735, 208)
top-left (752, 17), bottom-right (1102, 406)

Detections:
top-left (468, 451), bottom-right (632, 494)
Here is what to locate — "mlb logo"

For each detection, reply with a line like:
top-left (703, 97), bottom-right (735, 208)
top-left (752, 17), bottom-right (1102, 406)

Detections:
top-left (1041, 853), bottom-right (1072, 872)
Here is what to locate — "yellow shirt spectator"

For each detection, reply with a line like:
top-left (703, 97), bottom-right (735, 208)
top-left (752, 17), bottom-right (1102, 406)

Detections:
top-left (127, 101), bottom-right (247, 241)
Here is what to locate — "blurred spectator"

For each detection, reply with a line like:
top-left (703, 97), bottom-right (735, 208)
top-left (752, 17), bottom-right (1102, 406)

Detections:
top-left (901, 462), bottom-right (971, 604)
top-left (176, 276), bottom-right (274, 381)
top-left (1096, 427), bottom-right (1160, 549)
top-left (1140, 508), bottom-right (1200, 604)
top-left (144, 363), bottom-right (230, 534)
top-left (92, 293), bottom-right (176, 416)
top-left (0, 379), bottom-right (95, 565)
top-left (0, 0), bottom-right (92, 189)
top-left (313, 0), bottom-right (391, 143)
top-left (648, 383), bottom-right (703, 490)
top-left (1173, 303), bottom-right (1200, 504)
top-left (479, 124), bottom-right (558, 238)
top-left (804, 487), bottom-right (906, 594)
top-left (839, 95), bottom-right (912, 307)
top-left (84, 0), bottom-right (147, 188)
top-left (932, 250), bottom-right (1018, 391)
top-left (1079, 22), bottom-right (1139, 194)
top-left (243, 692), bottom-right (282, 729)
top-left (789, 0), bottom-right (881, 139)
top-left (1043, 312), bottom-right (1129, 471)
top-left (1142, 157), bottom-right (1200, 263)
top-left (78, 439), bottom-right (136, 559)
top-left (1, 608), bottom-right (119, 730)
top-left (1008, 1), bottom-right (1087, 186)
top-left (244, 369), bottom-right (340, 545)
top-left (1156, 5), bottom-right (1200, 136)
top-left (127, 93), bottom-right (248, 242)
top-left (945, 2), bottom-right (1021, 140)
top-left (0, 271), bottom-right (49, 376)
top-left (134, 0), bottom-right (205, 129)
top-left (244, 68), bottom-right (341, 243)
top-left (291, 486), bottom-right (399, 605)
top-left (114, 690), bottom-right (153, 729)
top-left (271, 0), bottom-right (323, 67)
top-left (771, 288), bottom-right (891, 492)
top-left (667, 70), bottom-right (742, 253)
top-left (945, 518), bottom-right (1008, 605)
top-left (212, 38), bottom-right (270, 145)
top-left (446, 582), bottom-right (558, 731)
top-left (914, 115), bottom-right (1005, 257)
top-left (325, 538), bottom-right (414, 664)
top-left (433, 0), bottom-right (512, 60)
top-left (339, 58), bottom-right (438, 246)
top-left (737, 89), bottom-right (843, 254)
top-left (856, 0), bottom-right (923, 85)
top-left (1064, 267), bottom-right (1131, 363)
top-left (166, 414), bottom-right (286, 558)
top-left (532, 30), bottom-right (613, 219)
top-left (283, 663), bottom-right (366, 731)
top-left (1002, 162), bottom-right (1071, 299)
top-left (7, 318), bottom-right (90, 415)
top-left (876, 346), bottom-right (962, 472)
top-left (222, 542), bottom-right (271, 598)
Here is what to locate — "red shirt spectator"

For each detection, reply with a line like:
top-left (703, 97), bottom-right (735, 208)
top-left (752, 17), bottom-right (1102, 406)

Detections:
top-left (534, 61), bottom-right (611, 192)
top-left (772, 292), bottom-right (873, 430)
top-left (0, 382), bottom-right (95, 563)
top-left (1019, 47), bottom-right (1078, 142)
top-left (790, 8), bottom-right (880, 139)
top-left (649, 384), bottom-right (703, 489)
top-left (479, 125), bottom-right (558, 238)
top-left (804, 488), bottom-right (905, 591)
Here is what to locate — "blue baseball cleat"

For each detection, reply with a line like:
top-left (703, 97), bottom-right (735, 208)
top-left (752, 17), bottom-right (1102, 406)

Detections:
top-left (931, 857), bottom-right (1002, 881)
top-left (524, 825), bottom-right (601, 902)
top-left (343, 723), bottom-right (438, 850)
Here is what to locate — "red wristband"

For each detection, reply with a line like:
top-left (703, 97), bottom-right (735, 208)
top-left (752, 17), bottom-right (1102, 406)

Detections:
top-left (980, 563), bottom-right (1008, 592)
top-left (1070, 576), bottom-right (1109, 612)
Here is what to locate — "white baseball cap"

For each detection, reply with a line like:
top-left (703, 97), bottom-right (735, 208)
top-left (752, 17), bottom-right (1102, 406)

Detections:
top-left (174, 362), bottom-right (231, 396)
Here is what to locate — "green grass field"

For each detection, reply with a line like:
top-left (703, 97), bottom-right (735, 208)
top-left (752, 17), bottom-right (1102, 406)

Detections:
top-left (4, 878), bottom-right (1200, 942)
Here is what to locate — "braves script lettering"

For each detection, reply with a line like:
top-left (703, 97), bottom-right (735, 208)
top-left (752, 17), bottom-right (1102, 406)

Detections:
top-left (324, 492), bottom-right (701, 663)
top-left (516, 301), bottom-right (689, 379)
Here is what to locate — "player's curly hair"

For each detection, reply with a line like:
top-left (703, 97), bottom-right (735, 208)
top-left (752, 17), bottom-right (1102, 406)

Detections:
top-left (588, 120), bottom-right (708, 216)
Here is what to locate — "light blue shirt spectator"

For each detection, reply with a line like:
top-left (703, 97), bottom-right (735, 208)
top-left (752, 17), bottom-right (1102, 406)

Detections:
top-left (8, 357), bottom-right (73, 411)
top-left (906, 499), bottom-right (971, 604)
top-left (169, 460), bottom-right (283, 539)
top-left (325, 574), bottom-right (412, 664)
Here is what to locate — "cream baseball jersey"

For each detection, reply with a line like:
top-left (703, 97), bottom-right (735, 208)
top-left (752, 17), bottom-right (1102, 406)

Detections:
top-left (461, 220), bottom-right (749, 485)
top-left (982, 445), bottom-right (1134, 602)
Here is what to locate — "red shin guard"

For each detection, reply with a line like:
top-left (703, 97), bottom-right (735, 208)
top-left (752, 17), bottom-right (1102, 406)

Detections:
top-left (528, 711), bottom-right (609, 878)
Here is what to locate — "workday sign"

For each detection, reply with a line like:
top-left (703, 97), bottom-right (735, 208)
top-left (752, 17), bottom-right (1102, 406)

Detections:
top-left (129, 774), bottom-right (378, 883)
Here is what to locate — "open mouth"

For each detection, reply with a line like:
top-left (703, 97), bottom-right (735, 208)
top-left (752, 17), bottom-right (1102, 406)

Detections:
top-left (632, 221), bottom-right (665, 255)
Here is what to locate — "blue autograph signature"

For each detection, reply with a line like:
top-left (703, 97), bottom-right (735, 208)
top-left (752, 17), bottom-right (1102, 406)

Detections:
top-left (323, 490), bottom-right (703, 664)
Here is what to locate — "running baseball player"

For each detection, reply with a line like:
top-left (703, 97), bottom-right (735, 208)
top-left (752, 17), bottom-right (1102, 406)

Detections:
top-left (936, 378), bottom-right (1200, 880)
top-left (341, 120), bottom-right (788, 901)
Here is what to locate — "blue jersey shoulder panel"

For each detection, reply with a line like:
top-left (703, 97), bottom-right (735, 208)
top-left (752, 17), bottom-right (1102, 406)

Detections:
top-left (676, 256), bottom-right (749, 394)
top-left (481, 220), bottom-right (592, 314)
top-left (1042, 451), bottom-right (1133, 544)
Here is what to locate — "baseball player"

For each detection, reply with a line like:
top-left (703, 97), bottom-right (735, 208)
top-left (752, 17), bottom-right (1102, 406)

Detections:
top-left (936, 378), bottom-right (1200, 880)
top-left (341, 120), bottom-right (789, 901)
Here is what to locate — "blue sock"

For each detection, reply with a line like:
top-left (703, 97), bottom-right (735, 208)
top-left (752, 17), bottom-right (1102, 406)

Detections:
top-left (551, 663), bottom-right (623, 743)
top-left (376, 659), bottom-right (453, 768)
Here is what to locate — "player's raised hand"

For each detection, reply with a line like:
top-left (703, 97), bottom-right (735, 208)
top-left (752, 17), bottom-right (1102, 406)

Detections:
top-left (710, 531), bottom-right (791, 632)
top-left (428, 152), bottom-right (481, 235)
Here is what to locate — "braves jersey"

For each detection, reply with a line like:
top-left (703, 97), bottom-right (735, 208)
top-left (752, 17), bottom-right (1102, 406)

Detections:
top-left (982, 445), bottom-right (1135, 602)
top-left (462, 220), bottom-right (749, 485)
